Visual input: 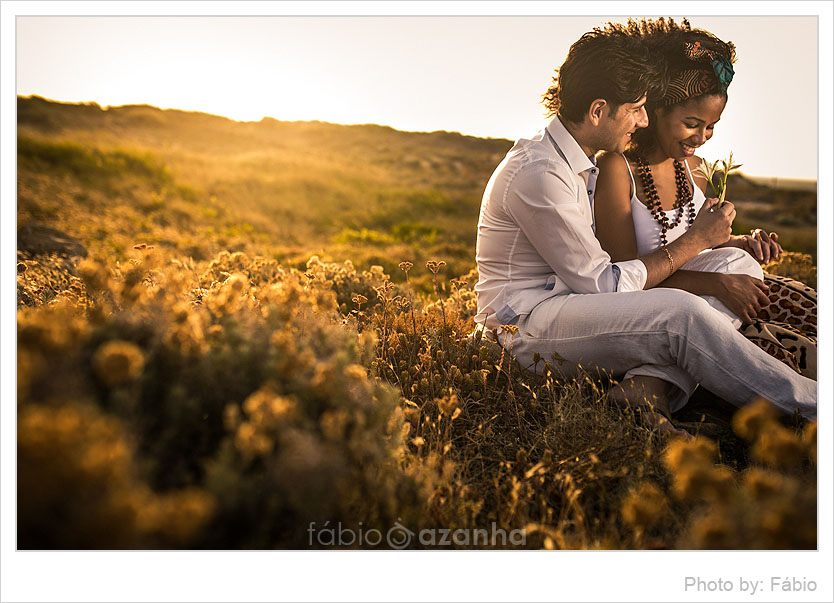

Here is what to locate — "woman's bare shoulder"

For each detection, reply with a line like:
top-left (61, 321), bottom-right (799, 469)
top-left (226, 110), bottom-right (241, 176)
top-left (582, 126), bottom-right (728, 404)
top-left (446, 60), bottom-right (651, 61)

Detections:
top-left (596, 151), bottom-right (633, 189)
top-left (595, 152), bottom-right (634, 206)
top-left (597, 151), bottom-right (630, 174)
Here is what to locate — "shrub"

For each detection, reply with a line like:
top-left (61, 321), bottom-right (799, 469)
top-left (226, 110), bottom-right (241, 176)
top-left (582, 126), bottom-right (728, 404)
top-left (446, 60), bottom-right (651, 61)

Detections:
top-left (16, 247), bottom-right (817, 549)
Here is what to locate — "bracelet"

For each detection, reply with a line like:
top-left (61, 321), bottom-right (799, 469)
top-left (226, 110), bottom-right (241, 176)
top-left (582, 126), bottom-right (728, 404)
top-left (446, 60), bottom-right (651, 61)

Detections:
top-left (661, 246), bottom-right (674, 276)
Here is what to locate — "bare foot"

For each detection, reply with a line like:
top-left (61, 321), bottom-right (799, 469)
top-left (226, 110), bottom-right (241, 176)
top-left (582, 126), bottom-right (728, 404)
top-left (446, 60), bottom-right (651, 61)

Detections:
top-left (608, 376), bottom-right (693, 439)
top-left (636, 407), bottom-right (695, 440)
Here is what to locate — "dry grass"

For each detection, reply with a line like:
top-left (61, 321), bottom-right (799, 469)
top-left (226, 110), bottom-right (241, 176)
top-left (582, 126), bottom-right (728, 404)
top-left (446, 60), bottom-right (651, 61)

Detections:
top-left (16, 249), bottom-right (817, 549)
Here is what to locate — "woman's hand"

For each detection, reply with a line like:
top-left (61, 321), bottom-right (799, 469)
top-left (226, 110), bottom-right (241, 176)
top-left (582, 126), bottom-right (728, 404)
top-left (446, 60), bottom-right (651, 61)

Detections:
top-left (721, 230), bottom-right (783, 264)
top-left (689, 198), bottom-right (735, 249)
top-left (712, 273), bottom-right (770, 323)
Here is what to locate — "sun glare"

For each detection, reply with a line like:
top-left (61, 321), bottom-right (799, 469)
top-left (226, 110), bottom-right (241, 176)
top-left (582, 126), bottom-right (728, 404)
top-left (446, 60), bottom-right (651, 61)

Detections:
top-left (15, 17), bottom-right (820, 184)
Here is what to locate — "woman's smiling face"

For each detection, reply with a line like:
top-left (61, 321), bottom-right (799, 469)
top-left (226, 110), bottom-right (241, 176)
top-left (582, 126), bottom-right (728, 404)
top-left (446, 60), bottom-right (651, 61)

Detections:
top-left (653, 93), bottom-right (727, 160)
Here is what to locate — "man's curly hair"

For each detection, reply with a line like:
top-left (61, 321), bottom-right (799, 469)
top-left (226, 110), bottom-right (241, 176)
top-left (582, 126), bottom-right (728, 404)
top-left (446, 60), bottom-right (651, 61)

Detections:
top-left (623, 18), bottom-right (737, 155)
top-left (542, 20), bottom-right (666, 123)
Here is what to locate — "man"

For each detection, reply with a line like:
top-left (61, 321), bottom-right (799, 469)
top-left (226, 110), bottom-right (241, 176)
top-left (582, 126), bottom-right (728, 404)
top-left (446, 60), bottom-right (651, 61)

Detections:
top-left (474, 24), bottom-right (816, 433)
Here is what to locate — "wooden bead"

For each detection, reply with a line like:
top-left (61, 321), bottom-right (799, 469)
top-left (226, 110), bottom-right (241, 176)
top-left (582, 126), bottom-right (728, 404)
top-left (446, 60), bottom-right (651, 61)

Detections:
top-left (634, 156), bottom-right (695, 244)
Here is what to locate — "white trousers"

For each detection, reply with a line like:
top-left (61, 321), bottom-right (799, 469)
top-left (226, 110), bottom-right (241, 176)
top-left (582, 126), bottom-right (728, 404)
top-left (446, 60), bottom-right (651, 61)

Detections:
top-left (506, 248), bottom-right (816, 419)
top-left (686, 246), bottom-right (764, 329)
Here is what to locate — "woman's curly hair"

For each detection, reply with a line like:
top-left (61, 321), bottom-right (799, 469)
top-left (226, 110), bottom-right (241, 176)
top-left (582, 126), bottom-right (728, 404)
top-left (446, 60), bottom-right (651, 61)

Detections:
top-left (625, 17), bottom-right (737, 155)
top-left (542, 20), bottom-right (666, 123)
top-left (637, 17), bottom-right (736, 84)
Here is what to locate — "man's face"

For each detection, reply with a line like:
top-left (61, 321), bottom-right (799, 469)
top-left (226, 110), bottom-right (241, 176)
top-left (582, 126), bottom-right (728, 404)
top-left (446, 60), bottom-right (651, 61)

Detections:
top-left (599, 94), bottom-right (649, 153)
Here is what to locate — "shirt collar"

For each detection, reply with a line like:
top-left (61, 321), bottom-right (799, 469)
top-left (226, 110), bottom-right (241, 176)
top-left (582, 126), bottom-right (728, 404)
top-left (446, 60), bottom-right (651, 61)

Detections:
top-left (545, 116), bottom-right (597, 175)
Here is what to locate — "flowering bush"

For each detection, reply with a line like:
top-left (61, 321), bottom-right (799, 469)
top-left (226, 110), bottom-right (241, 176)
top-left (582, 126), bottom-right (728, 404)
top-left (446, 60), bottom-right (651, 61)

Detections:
top-left (17, 248), bottom-right (816, 549)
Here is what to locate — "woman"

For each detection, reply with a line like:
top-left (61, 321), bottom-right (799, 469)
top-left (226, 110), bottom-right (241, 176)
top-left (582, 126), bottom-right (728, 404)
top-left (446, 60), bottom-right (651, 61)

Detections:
top-left (594, 19), bottom-right (816, 381)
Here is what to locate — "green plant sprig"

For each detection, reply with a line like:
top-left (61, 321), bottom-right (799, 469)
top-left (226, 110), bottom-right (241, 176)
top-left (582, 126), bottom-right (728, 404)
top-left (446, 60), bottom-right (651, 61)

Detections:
top-left (692, 151), bottom-right (742, 207)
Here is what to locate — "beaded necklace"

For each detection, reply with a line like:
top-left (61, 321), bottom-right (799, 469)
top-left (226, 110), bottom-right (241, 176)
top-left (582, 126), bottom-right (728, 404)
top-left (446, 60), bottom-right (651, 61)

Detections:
top-left (634, 156), bottom-right (696, 247)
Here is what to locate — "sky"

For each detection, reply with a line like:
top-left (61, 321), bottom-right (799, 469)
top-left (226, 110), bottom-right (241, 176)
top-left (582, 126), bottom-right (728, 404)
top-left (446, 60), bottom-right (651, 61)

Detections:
top-left (15, 14), bottom-right (820, 180)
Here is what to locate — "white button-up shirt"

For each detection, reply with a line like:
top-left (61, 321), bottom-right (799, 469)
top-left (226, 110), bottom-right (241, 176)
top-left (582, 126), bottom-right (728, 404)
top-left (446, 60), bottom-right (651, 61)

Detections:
top-left (475, 116), bottom-right (648, 329)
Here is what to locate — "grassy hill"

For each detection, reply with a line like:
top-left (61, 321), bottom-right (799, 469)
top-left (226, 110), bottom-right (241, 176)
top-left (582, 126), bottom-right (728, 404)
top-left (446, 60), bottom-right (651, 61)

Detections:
top-left (724, 173), bottom-right (816, 258)
top-left (18, 95), bottom-right (514, 288)
top-left (18, 95), bottom-right (816, 284)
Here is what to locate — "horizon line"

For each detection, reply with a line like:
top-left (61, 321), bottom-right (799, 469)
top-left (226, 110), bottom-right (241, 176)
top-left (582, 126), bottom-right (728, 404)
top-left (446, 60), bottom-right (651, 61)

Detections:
top-left (16, 93), bottom-right (819, 185)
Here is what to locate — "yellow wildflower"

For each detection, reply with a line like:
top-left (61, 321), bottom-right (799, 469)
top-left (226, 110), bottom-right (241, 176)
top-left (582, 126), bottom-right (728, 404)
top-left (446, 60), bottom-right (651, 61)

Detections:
top-left (92, 340), bottom-right (145, 387)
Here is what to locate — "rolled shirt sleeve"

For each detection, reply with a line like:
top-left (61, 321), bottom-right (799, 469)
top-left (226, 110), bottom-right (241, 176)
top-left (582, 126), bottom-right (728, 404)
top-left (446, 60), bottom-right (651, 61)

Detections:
top-left (612, 258), bottom-right (647, 292)
top-left (505, 160), bottom-right (647, 294)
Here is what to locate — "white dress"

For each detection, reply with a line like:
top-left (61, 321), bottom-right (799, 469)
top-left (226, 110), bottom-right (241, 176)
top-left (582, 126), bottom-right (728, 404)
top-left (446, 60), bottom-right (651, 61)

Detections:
top-left (620, 154), bottom-right (763, 330)
top-left (623, 155), bottom-right (706, 256)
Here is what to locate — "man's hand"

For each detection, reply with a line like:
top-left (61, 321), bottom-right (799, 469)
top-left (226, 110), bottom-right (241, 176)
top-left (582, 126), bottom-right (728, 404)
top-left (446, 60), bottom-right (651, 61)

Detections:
top-left (719, 230), bottom-right (783, 264)
top-left (688, 198), bottom-right (735, 250)
top-left (712, 273), bottom-right (770, 323)
top-left (739, 230), bottom-right (783, 264)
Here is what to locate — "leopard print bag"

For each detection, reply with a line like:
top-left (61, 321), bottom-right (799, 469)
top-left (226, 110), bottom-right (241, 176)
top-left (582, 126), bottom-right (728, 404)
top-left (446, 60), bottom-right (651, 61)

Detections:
top-left (741, 273), bottom-right (817, 379)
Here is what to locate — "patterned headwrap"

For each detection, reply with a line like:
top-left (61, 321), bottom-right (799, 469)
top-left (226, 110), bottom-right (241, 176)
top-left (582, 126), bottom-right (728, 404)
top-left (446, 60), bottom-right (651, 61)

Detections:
top-left (662, 40), bottom-right (734, 105)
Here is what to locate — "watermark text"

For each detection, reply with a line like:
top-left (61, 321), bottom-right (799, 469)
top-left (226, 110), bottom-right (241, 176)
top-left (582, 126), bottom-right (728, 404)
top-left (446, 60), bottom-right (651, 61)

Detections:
top-left (308, 520), bottom-right (526, 549)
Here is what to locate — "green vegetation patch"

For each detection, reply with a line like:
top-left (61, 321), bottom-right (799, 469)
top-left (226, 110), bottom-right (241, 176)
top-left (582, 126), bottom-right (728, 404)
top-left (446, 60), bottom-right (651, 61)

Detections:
top-left (18, 136), bottom-right (172, 187)
top-left (390, 221), bottom-right (439, 244)
top-left (333, 228), bottom-right (395, 245)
